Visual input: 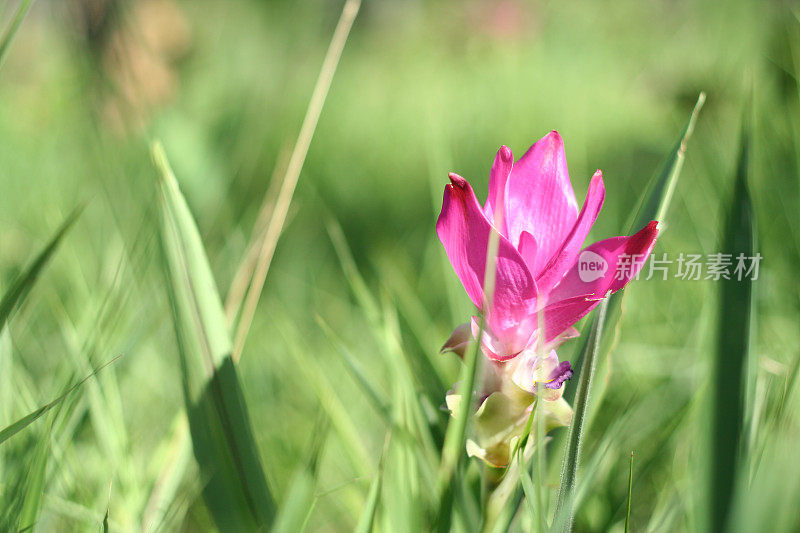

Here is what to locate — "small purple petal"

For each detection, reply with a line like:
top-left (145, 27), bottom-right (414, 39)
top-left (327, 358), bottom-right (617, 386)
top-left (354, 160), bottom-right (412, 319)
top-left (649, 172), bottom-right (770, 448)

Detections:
top-left (544, 361), bottom-right (573, 390)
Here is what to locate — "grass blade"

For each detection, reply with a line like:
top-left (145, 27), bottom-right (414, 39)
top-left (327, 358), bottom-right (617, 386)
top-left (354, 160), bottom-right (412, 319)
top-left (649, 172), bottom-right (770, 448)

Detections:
top-left (628, 92), bottom-right (706, 233)
top-left (625, 451), bottom-right (634, 533)
top-left (554, 298), bottom-right (610, 532)
top-left (519, 456), bottom-right (539, 528)
top-left (565, 92), bottom-right (706, 402)
top-left (0, 207), bottom-right (81, 332)
top-left (271, 415), bottom-right (328, 533)
top-left (231, 0), bottom-right (361, 361)
top-left (0, 355), bottom-right (119, 445)
top-left (16, 412), bottom-right (54, 532)
top-left (709, 126), bottom-right (755, 531)
top-left (0, 0), bottom-right (34, 73)
top-left (270, 471), bottom-right (316, 533)
top-left (354, 431), bottom-right (391, 533)
top-left (316, 315), bottom-right (391, 420)
top-left (355, 474), bottom-right (382, 533)
top-left (434, 316), bottom-right (481, 533)
top-left (153, 141), bottom-right (276, 530)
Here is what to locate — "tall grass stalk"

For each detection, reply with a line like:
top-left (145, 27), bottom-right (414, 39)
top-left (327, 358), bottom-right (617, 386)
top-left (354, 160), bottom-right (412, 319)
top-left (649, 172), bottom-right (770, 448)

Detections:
top-left (231, 0), bottom-right (362, 362)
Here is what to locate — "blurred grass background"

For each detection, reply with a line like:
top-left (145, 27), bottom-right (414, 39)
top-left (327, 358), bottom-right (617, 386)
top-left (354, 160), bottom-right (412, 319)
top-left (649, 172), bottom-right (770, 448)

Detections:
top-left (0, 0), bottom-right (798, 530)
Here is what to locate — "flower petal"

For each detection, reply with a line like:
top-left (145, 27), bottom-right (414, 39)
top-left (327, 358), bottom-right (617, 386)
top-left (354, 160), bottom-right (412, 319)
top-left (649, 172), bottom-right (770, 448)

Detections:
top-left (504, 131), bottom-right (579, 262)
top-left (544, 361), bottom-right (573, 390)
top-left (517, 230), bottom-right (538, 274)
top-left (548, 220), bottom-right (660, 304)
top-left (535, 171), bottom-right (605, 293)
top-left (437, 173), bottom-right (538, 326)
top-left (471, 316), bottom-right (534, 361)
top-left (440, 323), bottom-right (472, 358)
top-left (484, 145), bottom-right (514, 235)
top-left (539, 295), bottom-right (602, 345)
top-left (509, 349), bottom-right (560, 393)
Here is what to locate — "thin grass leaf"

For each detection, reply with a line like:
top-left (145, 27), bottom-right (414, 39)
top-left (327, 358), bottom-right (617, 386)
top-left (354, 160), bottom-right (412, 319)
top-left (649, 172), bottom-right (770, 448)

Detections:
top-left (271, 471), bottom-right (316, 533)
top-left (435, 316), bottom-right (482, 533)
top-left (327, 217), bottom-right (446, 425)
top-left (565, 93), bottom-right (705, 402)
top-left (379, 293), bottom-right (436, 531)
top-left (0, 207), bottom-right (81, 332)
top-left (355, 473), bottom-right (382, 533)
top-left (0, 0), bottom-right (34, 73)
top-left (153, 141), bottom-right (276, 531)
top-left (628, 92), bottom-right (706, 232)
top-left (625, 451), bottom-right (634, 533)
top-left (354, 431), bottom-right (391, 533)
top-left (553, 297), bottom-right (610, 532)
top-left (140, 416), bottom-right (192, 533)
top-left (16, 408), bottom-right (57, 532)
top-left (231, 0), bottom-right (361, 362)
top-left (271, 416), bottom-right (328, 533)
top-left (316, 315), bottom-right (391, 420)
top-left (277, 316), bottom-right (372, 477)
top-left (519, 454), bottom-right (538, 528)
top-left (0, 355), bottom-right (119, 446)
top-left (710, 126), bottom-right (755, 532)
top-left (325, 215), bottom-right (380, 322)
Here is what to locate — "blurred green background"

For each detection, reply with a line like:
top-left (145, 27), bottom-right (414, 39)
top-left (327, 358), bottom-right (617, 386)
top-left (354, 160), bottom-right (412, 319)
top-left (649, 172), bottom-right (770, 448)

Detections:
top-left (0, 0), bottom-right (798, 530)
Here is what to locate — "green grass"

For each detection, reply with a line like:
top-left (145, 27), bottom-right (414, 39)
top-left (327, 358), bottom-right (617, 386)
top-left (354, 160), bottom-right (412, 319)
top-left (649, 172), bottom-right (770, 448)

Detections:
top-left (0, 0), bottom-right (798, 531)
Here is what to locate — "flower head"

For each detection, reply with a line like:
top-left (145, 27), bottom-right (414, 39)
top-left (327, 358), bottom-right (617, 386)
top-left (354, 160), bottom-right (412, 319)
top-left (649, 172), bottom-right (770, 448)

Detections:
top-left (437, 131), bottom-right (658, 467)
top-left (437, 131), bottom-right (658, 363)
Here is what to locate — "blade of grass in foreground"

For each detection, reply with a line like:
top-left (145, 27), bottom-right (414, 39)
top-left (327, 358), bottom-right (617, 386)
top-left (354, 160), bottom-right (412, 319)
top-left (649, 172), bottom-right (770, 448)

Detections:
top-left (142, 2), bottom-right (360, 522)
top-left (565, 92), bottom-right (705, 403)
top-left (710, 126), bottom-right (755, 532)
top-left (0, 0), bottom-right (34, 73)
top-left (0, 207), bottom-right (81, 332)
top-left (153, 141), bottom-right (275, 531)
top-left (553, 297), bottom-right (609, 532)
top-left (625, 451), bottom-right (634, 533)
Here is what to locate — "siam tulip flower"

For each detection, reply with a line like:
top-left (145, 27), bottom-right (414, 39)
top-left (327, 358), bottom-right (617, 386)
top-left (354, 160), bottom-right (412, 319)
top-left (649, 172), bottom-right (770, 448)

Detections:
top-left (437, 131), bottom-right (659, 466)
top-left (437, 130), bottom-right (659, 369)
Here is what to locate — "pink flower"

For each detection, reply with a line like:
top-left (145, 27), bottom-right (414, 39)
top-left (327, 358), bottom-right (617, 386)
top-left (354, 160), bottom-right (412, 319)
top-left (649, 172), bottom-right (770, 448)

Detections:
top-left (437, 131), bottom-right (658, 364)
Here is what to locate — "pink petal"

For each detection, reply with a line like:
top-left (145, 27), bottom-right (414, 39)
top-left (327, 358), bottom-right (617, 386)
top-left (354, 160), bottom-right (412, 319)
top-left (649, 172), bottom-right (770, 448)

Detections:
top-left (470, 316), bottom-right (530, 361)
top-left (436, 173), bottom-right (538, 327)
top-left (483, 146), bottom-right (514, 235)
top-left (548, 221), bottom-right (659, 305)
top-left (540, 295), bottom-right (602, 344)
top-left (504, 131), bottom-right (579, 263)
top-left (517, 231), bottom-right (538, 274)
top-left (502, 298), bottom-right (595, 351)
top-left (535, 171), bottom-right (605, 294)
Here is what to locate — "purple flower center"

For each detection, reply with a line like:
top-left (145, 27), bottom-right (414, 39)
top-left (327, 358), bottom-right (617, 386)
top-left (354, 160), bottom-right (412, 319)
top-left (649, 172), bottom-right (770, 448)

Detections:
top-left (545, 361), bottom-right (573, 390)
